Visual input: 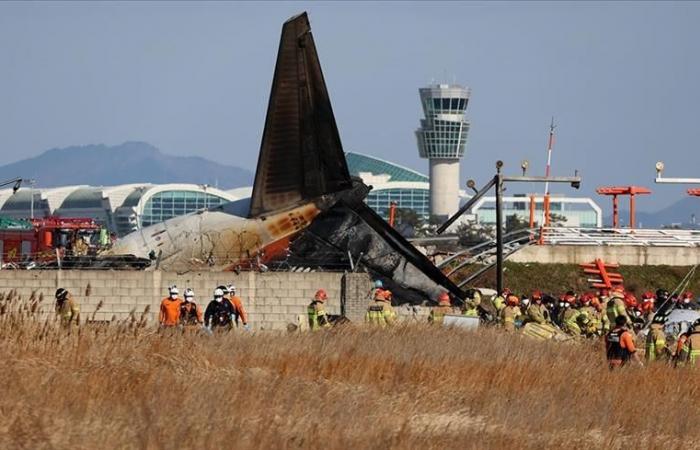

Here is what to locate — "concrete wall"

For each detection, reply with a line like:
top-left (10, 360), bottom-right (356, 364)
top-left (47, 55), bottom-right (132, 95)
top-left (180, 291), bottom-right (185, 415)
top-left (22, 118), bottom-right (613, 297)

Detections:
top-left (0, 270), bottom-right (372, 331)
top-left (511, 245), bottom-right (700, 266)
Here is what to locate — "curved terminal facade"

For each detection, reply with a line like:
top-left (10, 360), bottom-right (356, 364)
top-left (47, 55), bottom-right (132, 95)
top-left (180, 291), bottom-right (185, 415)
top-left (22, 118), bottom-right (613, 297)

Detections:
top-left (0, 184), bottom-right (238, 237)
top-left (415, 84), bottom-right (471, 220)
top-left (346, 152), bottom-right (431, 219)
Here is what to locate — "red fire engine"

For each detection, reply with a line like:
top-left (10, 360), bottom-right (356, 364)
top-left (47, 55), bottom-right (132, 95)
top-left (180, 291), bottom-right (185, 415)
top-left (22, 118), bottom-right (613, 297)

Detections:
top-left (0, 216), bottom-right (105, 264)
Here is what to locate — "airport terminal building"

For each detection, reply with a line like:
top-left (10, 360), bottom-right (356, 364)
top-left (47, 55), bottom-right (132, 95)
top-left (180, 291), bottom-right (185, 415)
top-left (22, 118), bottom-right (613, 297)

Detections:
top-left (0, 184), bottom-right (241, 237)
top-left (0, 153), bottom-right (601, 237)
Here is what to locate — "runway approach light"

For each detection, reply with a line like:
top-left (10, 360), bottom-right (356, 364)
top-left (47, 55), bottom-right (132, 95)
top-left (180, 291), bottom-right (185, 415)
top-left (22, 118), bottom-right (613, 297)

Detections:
top-left (520, 160), bottom-right (529, 176)
top-left (656, 161), bottom-right (665, 177)
top-left (466, 179), bottom-right (478, 195)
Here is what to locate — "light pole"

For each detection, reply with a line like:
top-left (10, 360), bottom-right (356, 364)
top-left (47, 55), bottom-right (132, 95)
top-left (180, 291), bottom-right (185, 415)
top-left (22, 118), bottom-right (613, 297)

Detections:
top-left (437, 161), bottom-right (582, 294)
top-left (28, 179), bottom-right (36, 219)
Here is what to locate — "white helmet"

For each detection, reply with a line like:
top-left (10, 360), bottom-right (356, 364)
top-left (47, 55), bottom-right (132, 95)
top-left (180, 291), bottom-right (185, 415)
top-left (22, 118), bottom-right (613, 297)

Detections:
top-left (228, 284), bottom-right (236, 295)
top-left (169, 286), bottom-right (179, 295)
top-left (184, 288), bottom-right (194, 299)
top-left (213, 288), bottom-right (224, 298)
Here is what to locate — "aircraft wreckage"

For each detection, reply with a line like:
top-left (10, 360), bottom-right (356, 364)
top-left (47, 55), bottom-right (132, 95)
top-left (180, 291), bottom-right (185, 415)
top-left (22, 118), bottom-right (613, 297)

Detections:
top-left (106, 12), bottom-right (465, 303)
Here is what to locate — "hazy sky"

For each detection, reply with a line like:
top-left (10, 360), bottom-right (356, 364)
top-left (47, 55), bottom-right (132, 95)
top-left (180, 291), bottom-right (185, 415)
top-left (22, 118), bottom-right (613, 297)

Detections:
top-left (1, 1), bottom-right (699, 211)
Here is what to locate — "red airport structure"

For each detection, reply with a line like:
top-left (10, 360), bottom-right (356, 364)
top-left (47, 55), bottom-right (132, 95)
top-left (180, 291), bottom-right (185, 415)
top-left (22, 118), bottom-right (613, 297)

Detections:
top-left (596, 186), bottom-right (651, 229)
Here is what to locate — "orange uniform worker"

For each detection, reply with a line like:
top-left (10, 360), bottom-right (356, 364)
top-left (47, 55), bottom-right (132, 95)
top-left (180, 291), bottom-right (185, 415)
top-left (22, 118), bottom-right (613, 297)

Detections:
top-left (605, 315), bottom-right (643, 369)
top-left (160, 286), bottom-right (183, 327)
top-left (180, 288), bottom-right (203, 326)
top-left (227, 284), bottom-right (250, 330)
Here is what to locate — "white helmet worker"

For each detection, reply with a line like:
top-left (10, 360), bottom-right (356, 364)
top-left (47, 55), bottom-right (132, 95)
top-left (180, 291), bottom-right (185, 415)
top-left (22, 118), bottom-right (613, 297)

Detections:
top-left (228, 284), bottom-right (236, 296)
top-left (168, 286), bottom-right (179, 299)
top-left (184, 288), bottom-right (195, 301)
top-left (214, 288), bottom-right (224, 301)
top-left (216, 285), bottom-right (229, 296)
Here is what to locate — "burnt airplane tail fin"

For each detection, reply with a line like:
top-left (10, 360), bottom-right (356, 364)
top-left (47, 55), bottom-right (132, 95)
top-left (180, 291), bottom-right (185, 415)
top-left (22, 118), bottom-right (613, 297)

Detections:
top-left (249, 12), bottom-right (352, 218)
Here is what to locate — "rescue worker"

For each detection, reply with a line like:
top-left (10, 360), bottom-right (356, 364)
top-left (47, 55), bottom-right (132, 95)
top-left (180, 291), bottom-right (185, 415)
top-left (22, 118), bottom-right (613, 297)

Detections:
top-left (640, 292), bottom-right (655, 322)
top-left (55, 288), bottom-right (80, 326)
top-left (461, 289), bottom-right (481, 317)
top-left (227, 284), bottom-right (250, 330)
top-left (655, 288), bottom-right (670, 308)
top-left (562, 293), bottom-right (584, 336)
top-left (645, 315), bottom-right (668, 363)
top-left (520, 296), bottom-right (531, 315)
top-left (499, 295), bottom-right (522, 332)
top-left (526, 290), bottom-right (550, 324)
top-left (365, 289), bottom-right (397, 327)
top-left (579, 294), bottom-right (601, 336)
top-left (679, 292), bottom-right (697, 310)
top-left (605, 315), bottom-right (643, 369)
top-left (675, 319), bottom-right (700, 366)
top-left (308, 289), bottom-right (332, 331)
top-left (552, 295), bottom-right (569, 328)
top-left (429, 292), bottom-right (458, 325)
top-left (372, 279), bottom-right (385, 299)
top-left (159, 286), bottom-right (183, 328)
top-left (204, 288), bottom-right (235, 331)
top-left (604, 288), bottom-right (631, 330)
top-left (492, 288), bottom-right (510, 315)
top-left (180, 288), bottom-right (203, 327)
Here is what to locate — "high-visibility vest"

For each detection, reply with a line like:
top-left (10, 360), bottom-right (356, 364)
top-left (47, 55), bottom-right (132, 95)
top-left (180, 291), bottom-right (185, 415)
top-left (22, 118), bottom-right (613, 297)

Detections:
top-left (463, 304), bottom-right (479, 317)
top-left (365, 302), bottom-right (396, 326)
top-left (307, 301), bottom-right (330, 331)
top-left (645, 326), bottom-right (666, 362)
top-left (680, 331), bottom-right (700, 365)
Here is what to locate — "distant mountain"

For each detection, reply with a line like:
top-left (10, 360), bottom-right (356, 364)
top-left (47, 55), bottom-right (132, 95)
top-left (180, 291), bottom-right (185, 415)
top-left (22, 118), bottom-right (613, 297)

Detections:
top-left (604, 197), bottom-right (700, 228)
top-left (1, 142), bottom-right (253, 189)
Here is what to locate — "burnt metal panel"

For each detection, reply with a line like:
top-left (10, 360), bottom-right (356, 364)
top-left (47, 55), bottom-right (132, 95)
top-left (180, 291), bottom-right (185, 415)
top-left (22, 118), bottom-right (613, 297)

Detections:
top-left (249, 12), bottom-right (352, 218)
top-left (350, 202), bottom-right (467, 301)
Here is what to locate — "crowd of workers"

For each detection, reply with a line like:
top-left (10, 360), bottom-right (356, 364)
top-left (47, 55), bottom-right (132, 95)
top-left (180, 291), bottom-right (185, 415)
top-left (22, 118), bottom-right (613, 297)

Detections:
top-left (454, 285), bottom-right (700, 369)
top-left (158, 285), bottom-right (249, 331)
top-left (51, 278), bottom-right (700, 369)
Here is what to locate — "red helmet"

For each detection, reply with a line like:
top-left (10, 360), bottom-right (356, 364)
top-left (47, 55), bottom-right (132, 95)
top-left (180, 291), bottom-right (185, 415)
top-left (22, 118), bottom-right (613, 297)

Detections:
top-left (315, 289), bottom-right (328, 301)
top-left (640, 301), bottom-right (654, 313)
top-left (507, 295), bottom-right (520, 307)
top-left (532, 290), bottom-right (543, 301)
top-left (437, 292), bottom-right (450, 306)
top-left (683, 291), bottom-right (694, 300)
top-left (642, 291), bottom-right (654, 300)
top-left (383, 290), bottom-right (393, 302)
top-left (623, 293), bottom-right (638, 308)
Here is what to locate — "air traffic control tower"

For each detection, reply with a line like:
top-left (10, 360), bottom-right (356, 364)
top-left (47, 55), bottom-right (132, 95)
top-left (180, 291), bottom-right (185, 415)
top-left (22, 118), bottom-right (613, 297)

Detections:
top-left (415, 84), bottom-right (471, 220)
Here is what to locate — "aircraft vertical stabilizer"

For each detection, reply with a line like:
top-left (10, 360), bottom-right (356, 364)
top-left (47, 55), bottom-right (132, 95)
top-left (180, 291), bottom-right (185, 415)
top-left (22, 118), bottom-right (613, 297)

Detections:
top-left (249, 12), bottom-right (352, 218)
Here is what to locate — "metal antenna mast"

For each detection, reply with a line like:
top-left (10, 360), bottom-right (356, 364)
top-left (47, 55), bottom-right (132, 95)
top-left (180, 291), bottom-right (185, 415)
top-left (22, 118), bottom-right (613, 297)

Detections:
top-left (542, 117), bottom-right (557, 227)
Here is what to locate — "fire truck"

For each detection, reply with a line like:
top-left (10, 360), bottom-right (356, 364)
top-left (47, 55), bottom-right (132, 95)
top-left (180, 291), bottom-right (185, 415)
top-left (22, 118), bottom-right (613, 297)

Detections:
top-left (0, 216), bottom-right (106, 266)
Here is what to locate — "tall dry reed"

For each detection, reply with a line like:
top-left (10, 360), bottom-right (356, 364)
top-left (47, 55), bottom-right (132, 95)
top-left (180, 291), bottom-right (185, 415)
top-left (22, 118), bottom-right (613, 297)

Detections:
top-left (0, 294), bottom-right (696, 449)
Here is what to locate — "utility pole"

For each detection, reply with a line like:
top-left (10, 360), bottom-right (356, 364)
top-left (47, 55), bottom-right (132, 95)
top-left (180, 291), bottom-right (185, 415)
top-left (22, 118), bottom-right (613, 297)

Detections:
top-left (495, 162), bottom-right (504, 293)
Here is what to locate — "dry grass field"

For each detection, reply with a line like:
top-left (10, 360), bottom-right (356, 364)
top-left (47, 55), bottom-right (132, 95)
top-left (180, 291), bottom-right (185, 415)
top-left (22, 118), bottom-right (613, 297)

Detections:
top-left (1, 294), bottom-right (699, 449)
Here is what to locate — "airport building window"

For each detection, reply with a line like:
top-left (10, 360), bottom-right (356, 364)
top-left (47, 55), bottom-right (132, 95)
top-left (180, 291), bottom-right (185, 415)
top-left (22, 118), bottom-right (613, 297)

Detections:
top-left (141, 191), bottom-right (228, 227)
